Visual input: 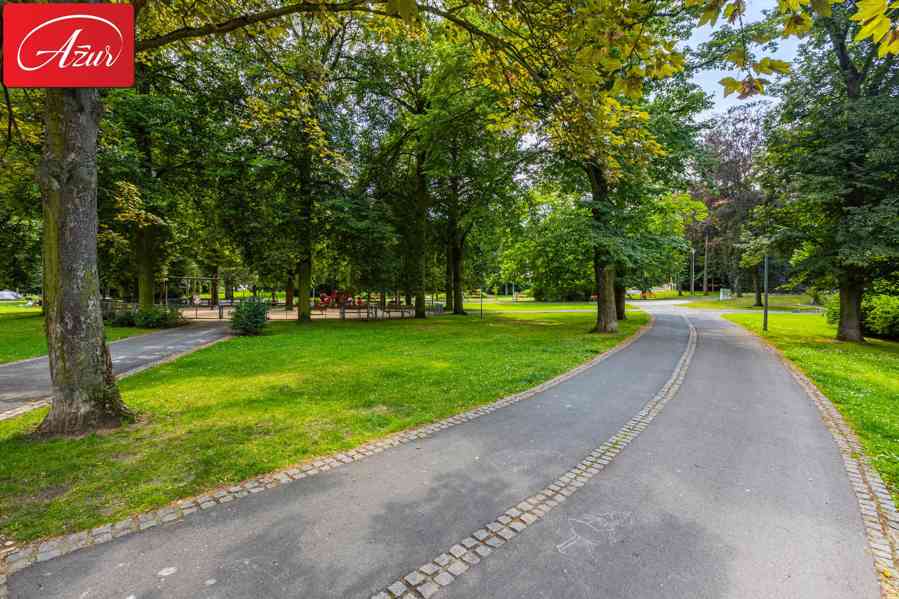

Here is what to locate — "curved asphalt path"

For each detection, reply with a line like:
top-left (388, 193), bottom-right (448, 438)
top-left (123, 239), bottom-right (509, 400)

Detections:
top-left (0, 322), bottom-right (230, 418)
top-left (7, 307), bottom-right (879, 598)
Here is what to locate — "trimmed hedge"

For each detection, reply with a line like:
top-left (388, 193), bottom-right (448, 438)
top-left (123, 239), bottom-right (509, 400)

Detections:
top-left (106, 305), bottom-right (184, 329)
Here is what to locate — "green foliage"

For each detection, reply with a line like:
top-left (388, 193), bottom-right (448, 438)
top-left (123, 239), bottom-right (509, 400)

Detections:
top-left (867, 296), bottom-right (899, 339)
top-left (231, 300), bottom-right (269, 335)
top-left (133, 306), bottom-right (185, 329)
top-left (108, 309), bottom-right (137, 328)
top-left (106, 305), bottom-right (183, 329)
top-left (826, 294), bottom-right (899, 339)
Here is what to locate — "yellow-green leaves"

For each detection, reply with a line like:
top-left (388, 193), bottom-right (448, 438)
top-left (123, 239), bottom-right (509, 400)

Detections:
top-left (851, 0), bottom-right (898, 52)
top-left (753, 57), bottom-right (790, 75)
top-left (385, 0), bottom-right (419, 23)
top-left (719, 76), bottom-right (743, 97)
top-left (719, 75), bottom-right (769, 98)
top-left (781, 12), bottom-right (813, 37)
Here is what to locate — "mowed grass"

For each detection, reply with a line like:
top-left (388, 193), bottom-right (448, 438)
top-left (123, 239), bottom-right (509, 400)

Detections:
top-left (0, 310), bottom-right (648, 543)
top-left (725, 313), bottom-right (899, 503)
top-left (687, 293), bottom-right (821, 312)
top-left (462, 300), bottom-right (597, 312)
top-left (0, 302), bottom-right (153, 364)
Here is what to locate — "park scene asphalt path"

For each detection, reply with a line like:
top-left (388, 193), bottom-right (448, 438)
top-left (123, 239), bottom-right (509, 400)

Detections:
top-left (6, 306), bottom-right (881, 598)
top-left (0, 322), bottom-right (230, 418)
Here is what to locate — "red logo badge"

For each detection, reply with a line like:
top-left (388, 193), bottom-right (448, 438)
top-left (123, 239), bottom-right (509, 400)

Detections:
top-left (3, 3), bottom-right (134, 88)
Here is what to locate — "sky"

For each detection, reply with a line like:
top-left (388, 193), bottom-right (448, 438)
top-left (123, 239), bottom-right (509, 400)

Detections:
top-left (684, 0), bottom-right (801, 118)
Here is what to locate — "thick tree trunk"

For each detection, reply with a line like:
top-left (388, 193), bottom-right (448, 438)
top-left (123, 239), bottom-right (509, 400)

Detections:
top-left (593, 258), bottom-right (618, 333)
top-left (614, 283), bottom-right (627, 321)
top-left (445, 241), bottom-right (454, 312)
top-left (285, 274), bottom-right (295, 310)
top-left (837, 277), bottom-right (865, 342)
top-left (37, 88), bottom-right (130, 435)
top-left (135, 227), bottom-right (156, 310)
top-left (297, 257), bottom-right (312, 322)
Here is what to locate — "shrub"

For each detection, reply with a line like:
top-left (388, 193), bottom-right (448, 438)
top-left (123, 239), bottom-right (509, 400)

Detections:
top-left (231, 300), bottom-right (269, 335)
top-left (134, 305), bottom-right (184, 328)
top-left (109, 309), bottom-right (136, 327)
top-left (825, 292), bottom-right (899, 339)
top-left (867, 295), bottom-right (899, 339)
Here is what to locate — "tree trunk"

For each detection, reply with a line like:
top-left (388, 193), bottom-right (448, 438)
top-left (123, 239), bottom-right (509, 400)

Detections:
top-left (412, 152), bottom-right (428, 319)
top-left (593, 258), bottom-right (618, 333)
top-left (285, 274), bottom-right (295, 310)
top-left (753, 266), bottom-right (763, 307)
top-left (297, 256), bottom-right (312, 322)
top-left (37, 88), bottom-right (130, 435)
top-left (837, 277), bottom-right (865, 342)
top-left (614, 283), bottom-right (627, 321)
top-left (452, 237), bottom-right (466, 315)
top-left (135, 227), bottom-right (156, 310)
top-left (445, 241), bottom-right (454, 313)
top-left (210, 268), bottom-right (219, 307)
top-left (702, 228), bottom-right (710, 295)
top-left (585, 162), bottom-right (617, 333)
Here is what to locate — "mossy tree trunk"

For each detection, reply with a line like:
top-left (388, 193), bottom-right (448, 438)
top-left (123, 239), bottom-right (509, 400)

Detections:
top-left (837, 274), bottom-right (865, 342)
top-left (37, 89), bottom-right (131, 435)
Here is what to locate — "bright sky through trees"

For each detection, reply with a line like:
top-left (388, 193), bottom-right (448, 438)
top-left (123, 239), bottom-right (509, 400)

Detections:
top-left (687, 0), bottom-right (800, 117)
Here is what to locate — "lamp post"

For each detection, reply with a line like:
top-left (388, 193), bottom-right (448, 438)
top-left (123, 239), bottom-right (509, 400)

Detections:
top-left (690, 247), bottom-right (696, 296)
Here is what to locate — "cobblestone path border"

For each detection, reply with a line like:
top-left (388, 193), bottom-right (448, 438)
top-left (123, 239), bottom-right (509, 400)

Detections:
top-left (0, 315), bottom-right (658, 598)
top-left (751, 332), bottom-right (899, 599)
top-left (368, 315), bottom-right (698, 599)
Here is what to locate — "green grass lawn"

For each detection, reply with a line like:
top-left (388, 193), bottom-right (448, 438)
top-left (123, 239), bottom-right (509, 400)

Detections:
top-left (625, 290), bottom-right (700, 300)
top-left (725, 313), bottom-right (899, 504)
top-left (0, 303), bottom-right (153, 365)
top-left (461, 300), bottom-right (596, 312)
top-left (687, 293), bottom-right (821, 312)
top-left (0, 310), bottom-right (648, 544)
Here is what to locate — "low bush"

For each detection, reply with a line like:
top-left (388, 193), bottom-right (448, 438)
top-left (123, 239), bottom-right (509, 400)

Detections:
top-left (825, 293), bottom-right (899, 339)
top-left (867, 295), bottom-right (899, 338)
top-left (108, 309), bottom-right (136, 327)
top-left (231, 300), bottom-right (269, 335)
top-left (133, 305), bottom-right (185, 329)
